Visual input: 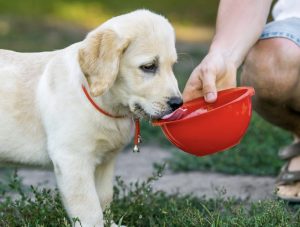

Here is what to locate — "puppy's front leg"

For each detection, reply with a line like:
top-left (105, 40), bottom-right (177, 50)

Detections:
top-left (95, 153), bottom-right (117, 210)
top-left (51, 154), bottom-right (104, 227)
top-left (95, 153), bottom-right (125, 227)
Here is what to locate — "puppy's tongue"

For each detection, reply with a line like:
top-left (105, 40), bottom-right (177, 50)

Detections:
top-left (162, 108), bottom-right (187, 121)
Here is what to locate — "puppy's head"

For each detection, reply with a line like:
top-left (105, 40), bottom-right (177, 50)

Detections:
top-left (79, 10), bottom-right (182, 120)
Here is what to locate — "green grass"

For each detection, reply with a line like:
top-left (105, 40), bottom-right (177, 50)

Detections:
top-left (1, 169), bottom-right (300, 227)
top-left (0, 172), bottom-right (74, 226)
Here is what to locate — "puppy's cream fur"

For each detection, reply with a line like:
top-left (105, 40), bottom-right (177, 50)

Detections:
top-left (0, 10), bottom-right (180, 227)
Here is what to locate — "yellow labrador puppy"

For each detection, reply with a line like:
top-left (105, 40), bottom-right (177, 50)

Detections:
top-left (0, 9), bottom-right (182, 227)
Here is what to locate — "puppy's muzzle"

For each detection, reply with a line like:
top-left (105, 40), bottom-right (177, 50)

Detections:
top-left (167, 96), bottom-right (183, 111)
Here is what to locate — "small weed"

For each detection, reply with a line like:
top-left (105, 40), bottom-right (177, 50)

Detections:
top-left (0, 172), bottom-right (72, 226)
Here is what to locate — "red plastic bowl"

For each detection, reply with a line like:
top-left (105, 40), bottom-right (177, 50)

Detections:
top-left (153, 87), bottom-right (255, 156)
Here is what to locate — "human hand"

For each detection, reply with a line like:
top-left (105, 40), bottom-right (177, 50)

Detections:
top-left (183, 51), bottom-right (237, 103)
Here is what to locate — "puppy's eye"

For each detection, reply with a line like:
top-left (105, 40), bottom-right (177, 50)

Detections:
top-left (140, 63), bottom-right (157, 73)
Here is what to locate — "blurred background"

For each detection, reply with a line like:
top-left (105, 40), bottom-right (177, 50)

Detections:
top-left (0, 0), bottom-right (292, 178)
top-left (0, 0), bottom-right (218, 49)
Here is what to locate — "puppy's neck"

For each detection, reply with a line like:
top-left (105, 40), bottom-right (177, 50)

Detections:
top-left (91, 88), bottom-right (131, 118)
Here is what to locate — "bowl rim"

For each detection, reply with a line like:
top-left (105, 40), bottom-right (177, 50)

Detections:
top-left (153, 86), bottom-right (255, 126)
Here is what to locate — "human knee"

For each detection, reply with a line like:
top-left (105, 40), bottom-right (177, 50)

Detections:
top-left (241, 38), bottom-right (300, 103)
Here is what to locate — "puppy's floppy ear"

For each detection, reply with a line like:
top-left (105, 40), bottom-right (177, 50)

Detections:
top-left (79, 29), bottom-right (130, 97)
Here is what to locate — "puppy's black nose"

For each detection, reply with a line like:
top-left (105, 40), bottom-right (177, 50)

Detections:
top-left (167, 97), bottom-right (183, 111)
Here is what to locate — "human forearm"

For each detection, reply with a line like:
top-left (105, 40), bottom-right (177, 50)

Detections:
top-left (183, 0), bottom-right (273, 102)
top-left (210, 0), bottom-right (273, 67)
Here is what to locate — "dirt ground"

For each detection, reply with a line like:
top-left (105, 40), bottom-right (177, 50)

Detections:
top-left (17, 146), bottom-right (276, 201)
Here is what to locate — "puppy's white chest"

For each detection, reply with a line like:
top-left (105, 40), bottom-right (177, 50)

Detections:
top-left (93, 119), bottom-right (133, 160)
